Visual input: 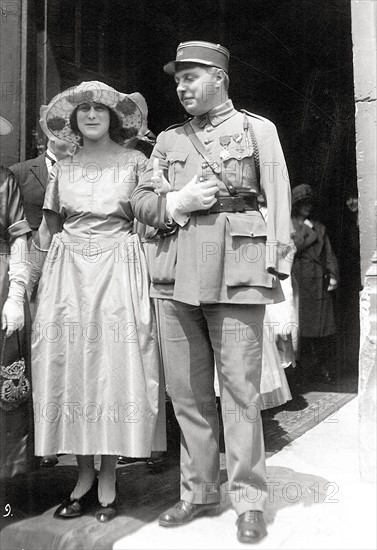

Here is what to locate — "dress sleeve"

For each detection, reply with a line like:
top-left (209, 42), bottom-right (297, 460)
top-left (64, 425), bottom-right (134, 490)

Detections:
top-left (43, 164), bottom-right (60, 214)
top-left (4, 169), bottom-right (31, 244)
top-left (323, 228), bottom-right (339, 281)
top-left (135, 151), bottom-right (148, 180)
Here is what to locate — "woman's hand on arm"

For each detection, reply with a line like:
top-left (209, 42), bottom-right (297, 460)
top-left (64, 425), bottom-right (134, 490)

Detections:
top-left (1, 234), bottom-right (29, 337)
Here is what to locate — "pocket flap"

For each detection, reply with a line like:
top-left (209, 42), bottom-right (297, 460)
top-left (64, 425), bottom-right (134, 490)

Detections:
top-left (226, 212), bottom-right (267, 238)
top-left (224, 148), bottom-right (254, 162)
top-left (167, 151), bottom-right (189, 164)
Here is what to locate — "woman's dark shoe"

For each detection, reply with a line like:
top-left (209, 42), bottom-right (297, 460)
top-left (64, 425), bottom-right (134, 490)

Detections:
top-left (40, 454), bottom-right (59, 468)
top-left (95, 500), bottom-right (118, 523)
top-left (95, 482), bottom-right (118, 523)
top-left (53, 478), bottom-right (98, 519)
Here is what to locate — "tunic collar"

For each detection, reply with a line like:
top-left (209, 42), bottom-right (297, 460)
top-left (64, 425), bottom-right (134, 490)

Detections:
top-left (193, 99), bottom-right (237, 128)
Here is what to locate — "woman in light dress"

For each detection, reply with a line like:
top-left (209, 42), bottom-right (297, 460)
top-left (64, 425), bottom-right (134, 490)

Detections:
top-left (29, 82), bottom-right (164, 522)
top-left (258, 202), bottom-right (297, 409)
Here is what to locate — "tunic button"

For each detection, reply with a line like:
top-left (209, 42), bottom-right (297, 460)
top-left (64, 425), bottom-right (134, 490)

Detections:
top-left (199, 176), bottom-right (206, 182)
top-left (204, 139), bottom-right (209, 145)
top-left (202, 162), bottom-right (208, 168)
top-left (237, 154), bottom-right (242, 160)
top-left (206, 126), bottom-right (213, 132)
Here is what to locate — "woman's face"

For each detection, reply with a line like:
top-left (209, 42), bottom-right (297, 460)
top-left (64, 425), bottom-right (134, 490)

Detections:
top-left (76, 102), bottom-right (110, 141)
top-left (297, 199), bottom-right (313, 218)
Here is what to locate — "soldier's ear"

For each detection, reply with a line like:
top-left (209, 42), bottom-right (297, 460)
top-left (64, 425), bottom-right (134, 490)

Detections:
top-left (216, 69), bottom-right (226, 86)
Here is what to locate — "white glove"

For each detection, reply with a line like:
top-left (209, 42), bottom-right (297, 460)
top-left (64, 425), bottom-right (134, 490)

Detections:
top-left (2, 280), bottom-right (25, 337)
top-left (152, 158), bottom-right (171, 195)
top-left (169, 175), bottom-right (219, 214)
top-left (303, 218), bottom-right (314, 229)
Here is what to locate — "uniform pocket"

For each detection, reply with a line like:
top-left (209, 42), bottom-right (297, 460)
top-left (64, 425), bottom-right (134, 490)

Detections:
top-left (148, 229), bottom-right (178, 284)
top-left (224, 212), bottom-right (276, 288)
top-left (221, 149), bottom-right (259, 192)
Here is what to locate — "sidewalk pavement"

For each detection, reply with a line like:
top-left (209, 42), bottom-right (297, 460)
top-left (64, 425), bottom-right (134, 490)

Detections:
top-left (113, 396), bottom-right (376, 550)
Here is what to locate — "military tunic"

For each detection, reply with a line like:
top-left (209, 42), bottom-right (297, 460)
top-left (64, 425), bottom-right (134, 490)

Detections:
top-left (131, 100), bottom-right (294, 306)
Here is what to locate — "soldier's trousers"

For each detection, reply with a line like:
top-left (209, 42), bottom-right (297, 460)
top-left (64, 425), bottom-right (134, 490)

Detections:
top-left (160, 299), bottom-right (267, 514)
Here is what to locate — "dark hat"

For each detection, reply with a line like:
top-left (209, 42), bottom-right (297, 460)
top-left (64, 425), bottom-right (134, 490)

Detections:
top-left (163, 41), bottom-right (230, 75)
top-left (292, 184), bottom-right (314, 205)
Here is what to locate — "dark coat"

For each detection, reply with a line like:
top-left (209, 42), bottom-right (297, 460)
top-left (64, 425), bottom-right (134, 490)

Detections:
top-left (9, 153), bottom-right (49, 234)
top-left (292, 219), bottom-right (339, 338)
top-left (0, 168), bottom-right (34, 479)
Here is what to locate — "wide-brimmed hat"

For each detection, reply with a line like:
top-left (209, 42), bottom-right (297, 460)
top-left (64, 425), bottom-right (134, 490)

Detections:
top-left (163, 41), bottom-right (230, 75)
top-left (292, 184), bottom-right (314, 205)
top-left (0, 116), bottom-right (13, 136)
top-left (43, 81), bottom-right (148, 145)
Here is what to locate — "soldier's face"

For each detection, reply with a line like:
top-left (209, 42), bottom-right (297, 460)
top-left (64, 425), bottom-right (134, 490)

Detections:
top-left (174, 66), bottom-right (221, 116)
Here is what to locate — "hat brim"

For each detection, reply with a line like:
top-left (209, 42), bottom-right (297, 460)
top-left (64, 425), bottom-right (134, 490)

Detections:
top-left (44, 82), bottom-right (147, 145)
top-left (163, 59), bottom-right (224, 75)
top-left (0, 116), bottom-right (13, 136)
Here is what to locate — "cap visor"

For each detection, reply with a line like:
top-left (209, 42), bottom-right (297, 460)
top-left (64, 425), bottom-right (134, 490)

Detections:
top-left (163, 58), bottom-right (220, 74)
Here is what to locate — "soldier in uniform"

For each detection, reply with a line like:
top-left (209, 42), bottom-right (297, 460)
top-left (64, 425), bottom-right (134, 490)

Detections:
top-left (131, 41), bottom-right (294, 544)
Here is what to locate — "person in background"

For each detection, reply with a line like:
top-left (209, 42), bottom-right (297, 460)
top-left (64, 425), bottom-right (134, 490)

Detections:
top-left (339, 193), bottom-right (361, 375)
top-left (131, 41), bottom-right (294, 544)
top-left (9, 102), bottom-right (76, 469)
top-left (10, 107), bottom-right (76, 243)
top-left (28, 81), bottom-right (164, 523)
top-left (291, 184), bottom-right (339, 386)
top-left (0, 116), bottom-right (33, 482)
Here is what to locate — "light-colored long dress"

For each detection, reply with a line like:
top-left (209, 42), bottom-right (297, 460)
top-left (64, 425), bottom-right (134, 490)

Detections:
top-left (32, 151), bottom-right (164, 457)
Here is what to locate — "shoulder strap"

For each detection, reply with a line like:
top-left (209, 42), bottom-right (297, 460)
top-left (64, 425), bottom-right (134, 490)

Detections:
top-left (184, 122), bottom-right (238, 196)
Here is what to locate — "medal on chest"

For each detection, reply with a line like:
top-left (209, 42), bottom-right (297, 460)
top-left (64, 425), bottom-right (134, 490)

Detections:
top-left (219, 135), bottom-right (232, 161)
top-left (232, 133), bottom-right (245, 153)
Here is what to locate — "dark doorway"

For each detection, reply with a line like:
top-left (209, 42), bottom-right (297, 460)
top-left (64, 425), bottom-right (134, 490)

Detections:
top-left (39, 0), bottom-right (359, 377)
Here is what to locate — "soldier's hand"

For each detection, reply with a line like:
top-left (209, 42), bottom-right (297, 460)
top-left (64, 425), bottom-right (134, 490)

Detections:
top-left (172, 175), bottom-right (219, 213)
top-left (152, 158), bottom-right (171, 194)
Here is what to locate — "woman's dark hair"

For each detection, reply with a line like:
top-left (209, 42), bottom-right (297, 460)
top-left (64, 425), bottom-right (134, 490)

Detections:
top-left (69, 105), bottom-right (137, 144)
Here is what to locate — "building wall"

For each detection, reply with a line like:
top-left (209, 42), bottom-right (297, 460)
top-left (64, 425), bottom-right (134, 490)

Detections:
top-left (0, 0), bottom-right (23, 166)
top-left (351, 0), bottom-right (377, 483)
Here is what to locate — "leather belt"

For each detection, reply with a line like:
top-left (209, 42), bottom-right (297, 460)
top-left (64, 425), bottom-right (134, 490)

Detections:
top-left (194, 195), bottom-right (259, 215)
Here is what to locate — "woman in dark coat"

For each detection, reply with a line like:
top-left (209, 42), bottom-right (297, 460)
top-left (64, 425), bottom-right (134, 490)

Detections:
top-left (0, 116), bottom-right (34, 480)
top-left (291, 184), bottom-right (339, 385)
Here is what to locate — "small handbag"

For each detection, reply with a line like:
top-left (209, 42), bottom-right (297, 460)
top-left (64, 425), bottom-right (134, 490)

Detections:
top-left (0, 331), bottom-right (31, 411)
